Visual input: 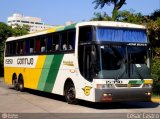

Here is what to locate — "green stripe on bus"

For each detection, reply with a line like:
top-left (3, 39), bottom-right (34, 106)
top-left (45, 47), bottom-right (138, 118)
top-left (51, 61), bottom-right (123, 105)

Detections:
top-left (64, 23), bottom-right (76, 30)
top-left (43, 54), bottom-right (64, 92)
top-left (37, 55), bottom-right (54, 91)
top-left (128, 80), bottom-right (143, 84)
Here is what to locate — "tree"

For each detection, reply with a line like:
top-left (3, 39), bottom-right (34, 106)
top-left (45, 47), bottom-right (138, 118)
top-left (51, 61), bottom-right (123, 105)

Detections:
top-left (0, 22), bottom-right (12, 44)
top-left (12, 24), bottom-right (30, 36)
top-left (0, 22), bottom-right (29, 76)
top-left (150, 9), bottom-right (160, 21)
top-left (93, 0), bottom-right (126, 20)
top-left (91, 12), bottom-right (112, 21)
top-left (147, 18), bottom-right (160, 47)
top-left (116, 10), bottom-right (149, 24)
top-left (0, 22), bottom-right (12, 76)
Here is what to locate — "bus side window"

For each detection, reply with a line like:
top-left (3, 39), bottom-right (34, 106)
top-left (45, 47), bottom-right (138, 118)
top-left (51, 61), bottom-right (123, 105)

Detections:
top-left (6, 43), bottom-right (10, 56)
top-left (68, 31), bottom-right (75, 50)
top-left (53, 34), bottom-right (60, 51)
top-left (26, 39), bottom-right (30, 54)
top-left (20, 41), bottom-right (25, 54)
top-left (35, 38), bottom-right (40, 53)
top-left (22, 41), bottom-right (26, 54)
top-left (40, 37), bottom-right (46, 53)
top-left (30, 39), bottom-right (34, 54)
top-left (79, 26), bottom-right (92, 43)
top-left (12, 42), bottom-right (16, 55)
top-left (47, 35), bottom-right (53, 52)
top-left (61, 32), bottom-right (67, 51)
top-left (16, 42), bottom-right (20, 54)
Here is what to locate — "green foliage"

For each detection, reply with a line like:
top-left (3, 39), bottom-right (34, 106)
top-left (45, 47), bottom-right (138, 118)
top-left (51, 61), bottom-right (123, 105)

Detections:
top-left (151, 50), bottom-right (160, 95)
top-left (0, 22), bottom-right (29, 76)
top-left (0, 22), bottom-right (12, 44)
top-left (93, 0), bottom-right (115, 9)
top-left (151, 49), bottom-right (160, 82)
top-left (150, 9), bottom-right (160, 21)
top-left (147, 18), bottom-right (160, 47)
top-left (117, 10), bottom-right (149, 24)
top-left (0, 22), bottom-right (12, 71)
top-left (92, 0), bottom-right (126, 20)
top-left (12, 24), bottom-right (30, 36)
top-left (91, 12), bottom-right (112, 21)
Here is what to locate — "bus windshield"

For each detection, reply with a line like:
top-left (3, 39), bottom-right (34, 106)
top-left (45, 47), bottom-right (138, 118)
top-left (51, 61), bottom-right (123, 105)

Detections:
top-left (95, 45), bottom-right (151, 79)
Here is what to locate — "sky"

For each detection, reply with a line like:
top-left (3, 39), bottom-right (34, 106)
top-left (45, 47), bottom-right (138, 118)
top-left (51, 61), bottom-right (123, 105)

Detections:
top-left (0, 0), bottom-right (160, 25)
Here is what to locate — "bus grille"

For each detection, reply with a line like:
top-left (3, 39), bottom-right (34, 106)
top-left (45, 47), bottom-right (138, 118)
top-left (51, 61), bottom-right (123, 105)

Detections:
top-left (115, 84), bottom-right (141, 87)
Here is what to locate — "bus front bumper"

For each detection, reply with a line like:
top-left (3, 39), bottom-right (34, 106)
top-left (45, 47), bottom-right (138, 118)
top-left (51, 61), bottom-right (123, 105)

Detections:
top-left (95, 88), bottom-right (152, 102)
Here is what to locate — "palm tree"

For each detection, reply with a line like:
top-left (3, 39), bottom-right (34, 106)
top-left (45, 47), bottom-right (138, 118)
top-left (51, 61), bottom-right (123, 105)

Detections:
top-left (150, 9), bottom-right (160, 20)
top-left (93, 0), bottom-right (126, 20)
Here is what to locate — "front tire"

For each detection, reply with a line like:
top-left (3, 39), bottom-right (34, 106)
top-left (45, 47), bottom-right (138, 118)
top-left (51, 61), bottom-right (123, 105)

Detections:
top-left (64, 82), bottom-right (78, 104)
top-left (13, 79), bottom-right (19, 91)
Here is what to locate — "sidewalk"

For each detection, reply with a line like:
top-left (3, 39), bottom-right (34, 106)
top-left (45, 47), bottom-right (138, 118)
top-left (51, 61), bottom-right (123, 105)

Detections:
top-left (0, 77), bottom-right (3, 82)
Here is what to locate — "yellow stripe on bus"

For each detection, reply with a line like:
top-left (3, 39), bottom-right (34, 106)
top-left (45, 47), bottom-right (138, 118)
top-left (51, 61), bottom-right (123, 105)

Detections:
top-left (25, 55), bottom-right (46, 89)
top-left (47, 28), bottom-right (56, 33)
top-left (144, 79), bottom-right (153, 84)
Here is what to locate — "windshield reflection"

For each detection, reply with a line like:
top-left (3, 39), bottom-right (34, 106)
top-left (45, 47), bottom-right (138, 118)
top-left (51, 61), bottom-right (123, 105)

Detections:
top-left (95, 45), bottom-right (151, 79)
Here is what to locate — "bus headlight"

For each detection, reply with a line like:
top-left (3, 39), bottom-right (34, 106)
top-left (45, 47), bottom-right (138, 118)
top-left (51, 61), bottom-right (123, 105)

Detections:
top-left (96, 84), bottom-right (115, 89)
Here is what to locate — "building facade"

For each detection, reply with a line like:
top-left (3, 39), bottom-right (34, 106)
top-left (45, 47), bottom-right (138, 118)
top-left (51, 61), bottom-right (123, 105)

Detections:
top-left (7, 13), bottom-right (54, 33)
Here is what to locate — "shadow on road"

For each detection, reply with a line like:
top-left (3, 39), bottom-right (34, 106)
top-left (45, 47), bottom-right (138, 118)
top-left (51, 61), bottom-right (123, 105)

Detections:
top-left (78, 101), bottom-right (159, 110)
top-left (8, 87), bottom-right (159, 110)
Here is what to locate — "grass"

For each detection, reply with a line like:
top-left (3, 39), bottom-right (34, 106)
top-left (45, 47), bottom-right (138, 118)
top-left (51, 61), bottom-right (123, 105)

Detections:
top-left (151, 94), bottom-right (160, 103)
top-left (152, 93), bottom-right (160, 98)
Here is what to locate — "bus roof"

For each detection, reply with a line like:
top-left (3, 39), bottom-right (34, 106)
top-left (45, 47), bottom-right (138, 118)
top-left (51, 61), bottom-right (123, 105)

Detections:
top-left (6, 21), bottom-right (146, 42)
top-left (6, 23), bottom-right (76, 42)
top-left (76, 21), bottom-right (146, 29)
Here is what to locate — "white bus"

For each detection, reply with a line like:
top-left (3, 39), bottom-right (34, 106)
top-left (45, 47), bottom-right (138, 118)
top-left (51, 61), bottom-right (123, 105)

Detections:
top-left (4, 21), bottom-right (153, 104)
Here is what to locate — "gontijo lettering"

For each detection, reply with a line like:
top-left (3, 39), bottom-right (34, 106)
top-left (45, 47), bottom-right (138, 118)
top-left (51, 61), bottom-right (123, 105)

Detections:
top-left (17, 58), bottom-right (34, 65)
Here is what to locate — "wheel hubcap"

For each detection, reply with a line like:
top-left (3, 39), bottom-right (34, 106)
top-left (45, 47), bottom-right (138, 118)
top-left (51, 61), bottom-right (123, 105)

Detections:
top-left (67, 87), bottom-right (75, 100)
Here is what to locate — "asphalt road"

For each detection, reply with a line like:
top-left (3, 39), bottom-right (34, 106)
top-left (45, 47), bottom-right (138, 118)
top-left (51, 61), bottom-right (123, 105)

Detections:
top-left (0, 77), bottom-right (160, 119)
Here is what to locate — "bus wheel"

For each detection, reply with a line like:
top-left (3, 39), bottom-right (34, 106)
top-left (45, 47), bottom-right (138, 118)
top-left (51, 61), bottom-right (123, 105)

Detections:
top-left (12, 75), bottom-right (19, 91)
top-left (18, 75), bottom-right (24, 92)
top-left (64, 82), bottom-right (78, 104)
top-left (13, 79), bottom-right (19, 91)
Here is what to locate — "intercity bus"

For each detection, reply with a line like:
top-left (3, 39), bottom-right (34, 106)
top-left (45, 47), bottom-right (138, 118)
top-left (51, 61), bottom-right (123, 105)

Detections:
top-left (4, 21), bottom-right (153, 104)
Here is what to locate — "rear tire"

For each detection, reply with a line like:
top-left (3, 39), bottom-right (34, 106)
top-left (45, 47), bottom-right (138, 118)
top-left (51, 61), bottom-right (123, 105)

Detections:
top-left (64, 82), bottom-right (78, 104)
top-left (18, 75), bottom-right (24, 92)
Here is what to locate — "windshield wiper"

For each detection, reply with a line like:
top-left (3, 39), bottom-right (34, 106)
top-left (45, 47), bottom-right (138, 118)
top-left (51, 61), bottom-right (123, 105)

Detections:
top-left (115, 59), bottom-right (126, 80)
top-left (134, 64), bottom-right (143, 81)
